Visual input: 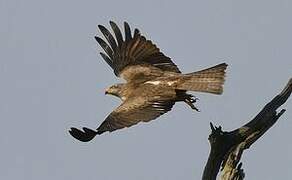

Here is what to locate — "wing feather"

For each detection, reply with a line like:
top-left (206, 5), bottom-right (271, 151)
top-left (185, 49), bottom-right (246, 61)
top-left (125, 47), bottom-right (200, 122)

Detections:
top-left (133, 28), bottom-right (140, 37)
top-left (95, 21), bottom-right (181, 80)
top-left (95, 36), bottom-right (114, 59)
top-left (99, 52), bottom-right (114, 69)
top-left (109, 21), bottom-right (123, 47)
top-left (96, 99), bottom-right (175, 134)
top-left (68, 98), bottom-right (175, 142)
top-left (124, 21), bottom-right (132, 42)
top-left (98, 25), bottom-right (117, 51)
top-left (131, 36), bottom-right (147, 58)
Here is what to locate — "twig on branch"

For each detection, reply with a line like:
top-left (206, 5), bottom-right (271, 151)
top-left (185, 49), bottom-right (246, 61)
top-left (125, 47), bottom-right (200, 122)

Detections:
top-left (202, 78), bottom-right (292, 180)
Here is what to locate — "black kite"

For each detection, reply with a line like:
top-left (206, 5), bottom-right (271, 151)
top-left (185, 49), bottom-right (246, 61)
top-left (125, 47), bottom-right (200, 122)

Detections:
top-left (69, 21), bottom-right (227, 142)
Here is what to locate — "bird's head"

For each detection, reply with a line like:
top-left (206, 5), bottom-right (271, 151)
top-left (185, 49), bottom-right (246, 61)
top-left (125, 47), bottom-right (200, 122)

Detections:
top-left (105, 83), bottom-right (125, 99)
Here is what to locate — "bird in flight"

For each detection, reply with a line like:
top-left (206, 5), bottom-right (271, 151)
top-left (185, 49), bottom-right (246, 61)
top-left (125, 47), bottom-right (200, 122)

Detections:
top-left (69, 21), bottom-right (227, 142)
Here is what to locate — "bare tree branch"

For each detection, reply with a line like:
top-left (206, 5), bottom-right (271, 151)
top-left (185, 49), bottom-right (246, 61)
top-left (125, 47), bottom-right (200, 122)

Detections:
top-left (202, 78), bottom-right (292, 180)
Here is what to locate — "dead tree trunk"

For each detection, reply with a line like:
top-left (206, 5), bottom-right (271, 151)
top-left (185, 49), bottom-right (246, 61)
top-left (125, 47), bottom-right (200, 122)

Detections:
top-left (202, 78), bottom-right (292, 180)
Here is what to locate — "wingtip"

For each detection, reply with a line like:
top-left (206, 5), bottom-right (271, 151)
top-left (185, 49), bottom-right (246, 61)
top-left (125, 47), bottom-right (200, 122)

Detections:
top-left (124, 21), bottom-right (132, 41)
top-left (95, 36), bottom-right (106, 47)
top-left (109, 20), bottom-right (115, 25)
top-left (69, 127), bottom-right (98, 142)
top-left (98, 24), bottom-right (107, 32)
top-left (109, 20), bottom-right (118, 29)
top-left (133, 28), bottom-right (140, 37)
top-left (124, 21), bottom-right (130, 26)
top-left (94, 36), bottom-right (101, 42)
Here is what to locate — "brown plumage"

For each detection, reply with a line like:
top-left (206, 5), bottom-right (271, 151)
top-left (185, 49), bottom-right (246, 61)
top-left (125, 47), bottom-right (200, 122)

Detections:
top-left (69, 21), bottom-right (228, 142)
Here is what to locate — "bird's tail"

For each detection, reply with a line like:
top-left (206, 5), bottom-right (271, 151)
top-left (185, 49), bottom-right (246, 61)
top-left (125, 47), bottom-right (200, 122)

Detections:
top-left (176, 63), bottom-right (227, 94)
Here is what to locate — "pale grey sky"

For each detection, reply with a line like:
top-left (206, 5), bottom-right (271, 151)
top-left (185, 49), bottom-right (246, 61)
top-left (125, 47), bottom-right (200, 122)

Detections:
top-left (1, 0), bottom-right (291, 179)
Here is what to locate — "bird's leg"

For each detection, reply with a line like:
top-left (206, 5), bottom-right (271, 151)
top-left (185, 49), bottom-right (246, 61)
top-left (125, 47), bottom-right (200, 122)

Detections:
top-left (184, 96), bottom-right (199, 111)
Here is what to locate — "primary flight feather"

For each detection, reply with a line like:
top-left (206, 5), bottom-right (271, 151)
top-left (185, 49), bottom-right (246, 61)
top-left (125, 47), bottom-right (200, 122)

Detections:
top-left (69, 21), bottom-right (227, 142)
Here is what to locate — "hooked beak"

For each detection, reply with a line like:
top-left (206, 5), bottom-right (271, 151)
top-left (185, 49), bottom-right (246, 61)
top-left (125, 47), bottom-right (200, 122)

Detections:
top-left (105, 87), bottom-right (110, 95)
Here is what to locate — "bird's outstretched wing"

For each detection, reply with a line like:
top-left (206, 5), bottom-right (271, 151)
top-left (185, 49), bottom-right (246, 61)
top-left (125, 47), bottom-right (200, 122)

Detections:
top-left (95, 21), bottom-right (181, 81)
top-left (69, 98), bottom-right (175, 142)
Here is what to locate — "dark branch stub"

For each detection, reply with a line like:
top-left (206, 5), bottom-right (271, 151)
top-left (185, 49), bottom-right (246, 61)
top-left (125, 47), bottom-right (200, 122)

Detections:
top-left (202, 78), bottom-right (292, 180)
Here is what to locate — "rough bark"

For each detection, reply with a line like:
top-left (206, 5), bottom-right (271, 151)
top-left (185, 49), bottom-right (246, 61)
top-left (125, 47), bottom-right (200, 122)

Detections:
top-left (202, 78), bottom-right (292, 180)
